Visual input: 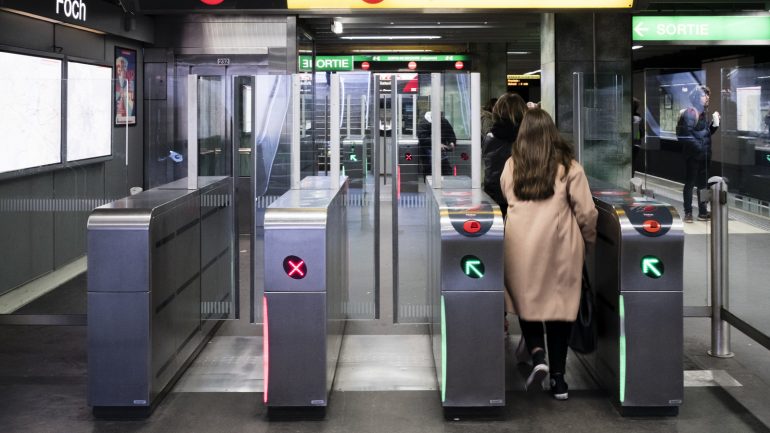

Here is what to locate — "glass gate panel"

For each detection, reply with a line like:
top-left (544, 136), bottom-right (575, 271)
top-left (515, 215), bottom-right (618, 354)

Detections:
top-left (194, 73), bottom-right (237, 320)
top-left (251, 74), bottom-right (292, 323)
top-left (393, 72), bottom-right (472, 323)
top-left (720, 63), bottom-right (770, 340)
top-left (334, 72), bottom-right (377, 319)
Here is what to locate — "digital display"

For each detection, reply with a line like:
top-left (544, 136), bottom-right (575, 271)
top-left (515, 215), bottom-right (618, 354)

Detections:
top-left (0, 51), bottom-right (62, 174)
top-left (66, 61), bottom-right (112, 162)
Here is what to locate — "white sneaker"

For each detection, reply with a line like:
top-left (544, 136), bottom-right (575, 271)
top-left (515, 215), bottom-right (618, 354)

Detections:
top-left (526, 362), bottom-right (549, 390)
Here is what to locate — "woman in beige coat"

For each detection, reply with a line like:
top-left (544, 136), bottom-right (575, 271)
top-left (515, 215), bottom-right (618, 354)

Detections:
top-left (500, 108), bottom-right (597, 400)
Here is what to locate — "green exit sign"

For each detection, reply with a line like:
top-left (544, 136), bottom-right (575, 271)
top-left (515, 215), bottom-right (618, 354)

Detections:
top-left (299, 55), bottom-right (353, 72)
top-left (461, 255), bottom-right (484, 279)
top-left (633, 16), bottom-right (770, 42)
top-left (641, 255), bottom-right (664, 279)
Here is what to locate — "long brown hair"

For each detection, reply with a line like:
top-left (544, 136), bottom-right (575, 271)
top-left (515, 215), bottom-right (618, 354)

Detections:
top-left (511, 108), bottom-right (574, 201)
top-left (493, 93), bottom-right (527, 126)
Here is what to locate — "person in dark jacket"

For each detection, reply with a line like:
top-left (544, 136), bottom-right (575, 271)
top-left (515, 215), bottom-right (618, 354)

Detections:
top-left (676, 85), bottom-right (719, 222)
top-left (482, 93), bottom-right (528, 219)
top-left (417, 111), bottom-right (456, 177)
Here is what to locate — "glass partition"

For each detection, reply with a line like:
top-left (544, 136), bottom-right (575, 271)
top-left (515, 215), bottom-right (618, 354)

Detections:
top-left (720, 63), bottom-right (770, 340)
top-left (638, 69), bottom-right (710, 312)
top-left (573, 72), bottom-right (631, 187)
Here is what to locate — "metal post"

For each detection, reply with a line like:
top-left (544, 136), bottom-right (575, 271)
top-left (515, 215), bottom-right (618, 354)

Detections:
top-left (471, 72), bottom-right (481, 189)
top-left (346, 93), bottom-right (351, 139)
top-left (412, 94), bottom-right (417, 139)
top-left (707, 176), bottom-right (734, 358)
top-left (187, 75), bottom-right (198, 190)
top-left (291, 74), bottom-right (301, 189)
top-left (431, 73), bottom-right (442, 188)
top-left (330, 74), bottom-right (341, 190)
top-left (360, 94), bottom-right (366, 137)
top-left (572, 72), bottom-right (584, 164)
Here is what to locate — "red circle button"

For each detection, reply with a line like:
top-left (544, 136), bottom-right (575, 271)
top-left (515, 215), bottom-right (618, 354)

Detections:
top-left (642, 219), bottom-right (661, 233)
top-left (463, 220), bottom-right (481, 234)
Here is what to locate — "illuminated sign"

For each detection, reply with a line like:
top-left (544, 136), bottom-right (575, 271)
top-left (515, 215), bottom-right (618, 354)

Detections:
top-left (283, 255), bottom-right (307, 279)
top-left (632, 16), bottom-right (770, 42)
top-left (404, 152), bottom-right (412, 161)
top-left (461, 255), bottom-right (485, 278)
top-left (507, 74), bottom-right (540, 87)
top-left (299, 54), bottom-right (470, 71)
top-left (288, 0), bottom-right (633, 9)
top-left (299, 56), bottom-right (353, 71)
top-left (56, 0), bottom-right (86, 21)
top-left (641, 255), bottom-right (663, 278)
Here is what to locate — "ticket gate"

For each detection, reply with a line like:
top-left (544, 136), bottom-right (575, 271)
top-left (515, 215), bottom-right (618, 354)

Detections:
top-left (427, 177), bottom-right (505, 415)
top-left (586, 186), bottom-right (684, 416)
top-left (262, 176), bottom-right (348, 415)
top-left (87, 177), bottom-right (234, 418)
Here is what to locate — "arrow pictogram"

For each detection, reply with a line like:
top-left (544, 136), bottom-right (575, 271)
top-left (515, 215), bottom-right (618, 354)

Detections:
top-left (641, 256), bottom-right (662, 278)
top-left (634, 21), bottom-right (649, 37)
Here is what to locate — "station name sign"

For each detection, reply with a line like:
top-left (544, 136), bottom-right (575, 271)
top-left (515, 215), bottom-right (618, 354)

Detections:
top-left (299, 54), bottom-right (470, 71)
top-left (632, 16), bottom-right (770, 42)
top-left (288, 0), bottom-right (632, 9)
top-left (55, 0), bottom-right (87, 22)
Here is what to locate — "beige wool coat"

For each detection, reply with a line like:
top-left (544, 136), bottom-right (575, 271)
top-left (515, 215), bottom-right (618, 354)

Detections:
top-left (500, 158), bottom-right (597, 321)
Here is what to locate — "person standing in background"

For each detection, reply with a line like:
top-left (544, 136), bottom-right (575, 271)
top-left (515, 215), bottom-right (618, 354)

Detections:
top-left (482, 93), bottom-right (527, 220)
top-left (417, 111), bottom-right (457, 177)
top-left (480, 98), bottom-right (498, 138)
top-left (676, 85), bottom-right (719, 223)
top-left (500, 108), bottom-right (597, 400)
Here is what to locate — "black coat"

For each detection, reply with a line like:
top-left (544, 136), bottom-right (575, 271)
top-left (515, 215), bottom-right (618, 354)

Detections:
top-left (482, 119), bottom-right (519, 215)
top-left (676, 107), bottom-right (717, 160)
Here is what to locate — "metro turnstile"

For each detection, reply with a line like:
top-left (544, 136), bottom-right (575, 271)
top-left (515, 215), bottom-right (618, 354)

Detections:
top-left (585, 187), bottom-right (684, 416)
top-left (427, 177), bottom-right (505, 414)
top-left (87, 176), bottom-right (234, 418)
top-left (262, 177), bottom-right (348, 414)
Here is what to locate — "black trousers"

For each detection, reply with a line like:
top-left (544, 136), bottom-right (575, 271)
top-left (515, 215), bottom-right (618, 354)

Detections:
top-left (518, 318), bottom-right (573, 375)
top-left (683, 156), bottom-right (708, 216)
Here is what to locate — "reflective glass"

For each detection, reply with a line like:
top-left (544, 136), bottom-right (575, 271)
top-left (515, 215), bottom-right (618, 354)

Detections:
top-left (639, 69), bottom-right (710, 309)
top-left (720, 63), bottom-right (770, 338)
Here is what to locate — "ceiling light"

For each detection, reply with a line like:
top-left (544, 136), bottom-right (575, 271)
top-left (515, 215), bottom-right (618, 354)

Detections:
top-left (632, 45), bottom-right (643, 50)
top-left (331, 19), bottom-right (343, 34)
top-left (507, 51), bottom-right (531, 55)
top-left (340, 35), bottom-right (442, 40)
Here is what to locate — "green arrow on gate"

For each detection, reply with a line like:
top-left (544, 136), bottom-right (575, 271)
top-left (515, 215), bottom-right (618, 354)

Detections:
top-left (461, 255), bottom-right (484, 279)
top-left (766, 154), bottom-right (770, 163)
top-left (641, 256), bottom-right (663, 278)
top-left (350, 154), bottom-right (358, 162)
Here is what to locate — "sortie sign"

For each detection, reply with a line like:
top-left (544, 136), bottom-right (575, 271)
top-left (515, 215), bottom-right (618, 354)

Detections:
top-left (632, 16), bottom-right (770, 42)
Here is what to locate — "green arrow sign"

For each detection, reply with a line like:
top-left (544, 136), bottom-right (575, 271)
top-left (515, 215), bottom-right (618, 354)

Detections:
top-left (461, 255), bottom-right (485, 279)
top-left (350, 154), bottom-right (358, 162)
top-left (766, 154), bottom-right (770, 163)
top-left (633, 16), bottom-right (770, 42)
top-left (641, 256), bottom-right (664, 279)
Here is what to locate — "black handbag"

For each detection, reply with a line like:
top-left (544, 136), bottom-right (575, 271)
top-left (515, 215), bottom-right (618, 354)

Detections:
top-left (569, 264), bottom-right (596, 354)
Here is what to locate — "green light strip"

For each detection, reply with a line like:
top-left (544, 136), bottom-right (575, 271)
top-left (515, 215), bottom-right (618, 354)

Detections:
top-left (441, 295), bottom-right (447, 403)
top-left (619, 294), bottom-right (627, 404)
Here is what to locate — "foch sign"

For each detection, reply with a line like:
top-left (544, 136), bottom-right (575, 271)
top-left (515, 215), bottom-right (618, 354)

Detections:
top-left (55, 0), bottom-right (87, 22)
